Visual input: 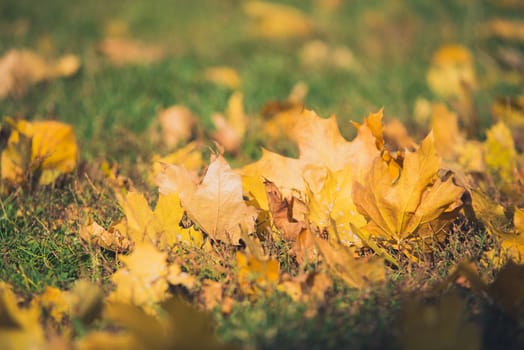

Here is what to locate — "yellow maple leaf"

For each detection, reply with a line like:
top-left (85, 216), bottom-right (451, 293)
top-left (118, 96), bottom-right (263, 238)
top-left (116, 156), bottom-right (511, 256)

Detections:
top-left (243, 1), bottom-right (313, 39)
top-left (204, 66), bottom-right (241, 89)
top-left (240, 148), bottom-right (305, 196)
top-left (314, 237), bottom-right (385, 289)
top-left (0, 283), bottom-right (45, 350)
top-left (1, 118), bottom-right (78, 184)
top-left (115, 191), bottom-right (203, 248)
top-left (353, 132), bottom-right (464, 249)
top-left (109, 242), bottom-right (170, 310)
top-left (158, 155), bottom-right (257, 245)
top-left (211, 91), bottom-right (247, 153)
top-left (306, 165), bottom-right (367, 246)
top-left (484, 121), bottom-right (518, 184)
top-left (236, 251), bottom-right (280, 295)
top-left (290, 109), bottom-right (379, 173)
top-left (426, 44), bottom-right (476, 99)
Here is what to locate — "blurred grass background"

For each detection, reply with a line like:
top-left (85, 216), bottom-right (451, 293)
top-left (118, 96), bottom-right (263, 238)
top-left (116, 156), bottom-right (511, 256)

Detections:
top-left (2, 0), bottom-right (519, 164)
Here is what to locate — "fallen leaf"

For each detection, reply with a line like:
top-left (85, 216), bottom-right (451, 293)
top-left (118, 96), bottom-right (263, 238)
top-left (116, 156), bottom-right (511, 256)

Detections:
top-left (211, 91), bottom-right (247, 153)
top-left (97, 38), bottom-right (166, 65)
top-left (483, 18), bottom-right (524, 42)
top-left (427, 44), bottom-right (476, 99)
top-left (353, 132), bottom-right (464, 251)
top-left (204, 66), bottom-right (241, 89)
top-left (156, 105), bottom-right (196, 149)
top-left (290, 109), bottom-right (378, 173)
top-left (158, 156), bottom-right (257, 245)
top-left (484, 121), bottom-right (518, 184)
top-left (199, 280), bottom-right (223, 311)
top-left (306, 165), bottom-right (367, 246)
top-left (265, 180), bottom-right (307, 241)
top-left (79, 221), bottom-right (132, 252)
top-left (1, 118), bottom-right (78, 185)
top-left (149, 141), bottom-right (203, 185)
top-left (240, 148), bottom-right (305, 196)
top-left (0, 49), bottom-right (80, 98)
top-left (236, 251), bottom-right (280, 295)
top-left (314, 237), bottom-right (385, 289)
top-left (243, 1), bottom-right (313, 39)
top-left (115, 191), bottom-right (203, 248)
top-left (0, 283), bottom-right (45, 350)
top-left (109, 242), bottom-right (170, 311)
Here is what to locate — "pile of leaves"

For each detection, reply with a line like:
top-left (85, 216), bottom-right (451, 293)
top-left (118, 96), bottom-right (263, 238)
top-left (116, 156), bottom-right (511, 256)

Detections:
top-left (2, 0), bottom-right (524, 349)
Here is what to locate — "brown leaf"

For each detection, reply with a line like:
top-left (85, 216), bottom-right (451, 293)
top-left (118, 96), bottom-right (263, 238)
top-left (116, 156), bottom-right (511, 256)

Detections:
top-left (265, 180), bottom-right (306, 241)
top-left (0, 49), bottom-right (80, 98)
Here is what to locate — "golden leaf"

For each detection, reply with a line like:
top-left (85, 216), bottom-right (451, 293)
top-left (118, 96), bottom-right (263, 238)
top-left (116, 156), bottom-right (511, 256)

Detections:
top-left (306, 165), bottom-right (367, 246)
top-left (484, 121), bottom-right (518, 184)
top-left (240, 148), bottom-right (305, 196)
top-left (1, 119), bottom-right (78, 184)
top-left (353, 132), bottom-right (464, 246)
top-left (115, 191), bottom-right (202, 248)
top-left (236, 251), bottom-right (280, 295)
top-left (426, 44), bottom-right (476, 98)
top-left (211, 91), bottom-right (246, 153)
top-left (109, 242), bottom-right (170, 310)
top-left (314, 237), bottom-right (385, 289)
top-left (204, 66), bottom-right (241, 89)
top-left (159, 156), bottom-right (257, 245)
top-left (0, 283), bottom-right (45, 350)
top-left (243, 1), bottom-right (313, 39)
top-left (290, 109), bottom-right (379, 173)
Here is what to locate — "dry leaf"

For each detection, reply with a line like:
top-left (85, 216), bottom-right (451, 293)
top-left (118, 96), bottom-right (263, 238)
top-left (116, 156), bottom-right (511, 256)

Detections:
top-left (484, 121), bottom-right (518, 184)
top-left (236, 251), bottom-right (280, 295)
top-left (314, 237), bottom-right (385, 289)
top-left (0, 49), bottom-right (80, 98)
top-left (156, 105), bottom-right (196, 149)
top-left (290, 109), bottom-right (378, 173)
top-left (0, 283), bottom-right (45, 349)
top-left (1, 118), bottom-right (78, 185)
top-left (240, 148), bottom-right (305, 196)
top-left (79, 221), bottom-right (132, 252)
top-left (484, 18), bottom-right (524, 42)
top-left (204, 66), bottom-right (241, 89)
top-left (427, 44), bottom-right (476, 99)
top-left (158, 156), bottom-right (257, 245)
top-left (306, 165), bottom-right (367, 246)
top-left (149, 141), bottom-right (203, 185)
top-left (243, 1), bottom-right (313, 39)
top-left (109, 242), bottom-right (170, 311)
top-left (265, 180), bottom-right (307, 241)
top-left (353, 132), bottom-right (464, 249)
top-left (211, 91), bottom-right (247, 153)
top-left (115, 191), bottom-right (203, 248)
top-left (97, 38), bottom-right (166, 65)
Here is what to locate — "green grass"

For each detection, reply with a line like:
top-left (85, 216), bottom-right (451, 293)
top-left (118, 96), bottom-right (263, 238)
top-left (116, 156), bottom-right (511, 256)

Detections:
top-left (1, 0), bottom-right (524, 348)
